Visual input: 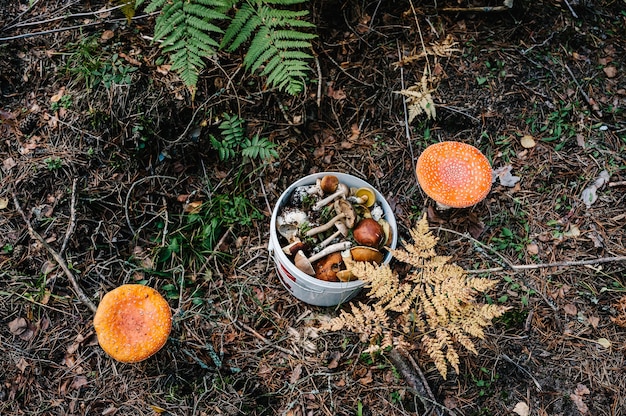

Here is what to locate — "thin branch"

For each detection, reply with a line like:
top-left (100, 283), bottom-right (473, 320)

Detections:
top-left (562, 60), bottom-right (602, 117)
top-left (467, 255), bottom-right (626, 274)
top-left (0, 12), bottom-right (156, 42)
top-left (233, 321), bottom-right (297, 357)
top-left (434, 226), bottom-right (515, 270)
top-left (12, 193), bottom-right (97, 314)
top-left (60, 178), bottom-right (78, 256)
top-left (124, 175), bottom-right (176, 238)
top-left (3, 5), bottom-right (124, 30)
top-left (433, 226), bottom-right (626, 273)
top-left (387, 349), bottom-right (449, 416)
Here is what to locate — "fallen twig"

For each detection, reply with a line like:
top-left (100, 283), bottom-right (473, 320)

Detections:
top-left (12, 193), bottom-right (97, 313)
top-left (467, 256), bottom-right (626, 274)
top-left (433, 226), bottom-right (626, 274)
top-left (562, 61), bottom-right (603, 118)
top-left (60, 178), bottom-right (78, 256)
top-left (124, 175), bottom-right (176, 239)
top-left (387, 349), bottom-right (449, 415)
top-left (233, 321), bottom-right (297, 357)
top-left (441, 0), bottom-right (513, 13)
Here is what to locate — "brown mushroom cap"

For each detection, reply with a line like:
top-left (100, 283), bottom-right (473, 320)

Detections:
top-left (94, 284), bottom-right (172, 363)
top-left (320, 175), bottom-right (339, 194)
top-left (415, 141), bottom-right (492, 208)
top-left (351, 246), bottom-right (384, 264)
top-left (314, 252), bottom-right (343, 282)
top-left (353, 218), bottom-right (384, 247)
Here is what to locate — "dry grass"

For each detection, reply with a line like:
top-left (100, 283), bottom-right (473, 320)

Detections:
top-left (1, 0), bottom-right (625, 415)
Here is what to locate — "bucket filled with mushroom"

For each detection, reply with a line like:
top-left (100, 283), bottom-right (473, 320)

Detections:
top-left (269, 172), bottom-right (398, 306)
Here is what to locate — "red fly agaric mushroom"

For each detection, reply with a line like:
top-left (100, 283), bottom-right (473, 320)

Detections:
top-left (93, 284), bottom-right (172, 363)
top-left (416, 141), bottom-right (493, 208)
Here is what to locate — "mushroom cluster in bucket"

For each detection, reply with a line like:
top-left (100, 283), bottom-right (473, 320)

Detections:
top-left (275, 174), bottom-right (393, 282)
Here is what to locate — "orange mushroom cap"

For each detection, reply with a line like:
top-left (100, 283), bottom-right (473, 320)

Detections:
top-left (416, 141), bottom-right (492, 208)
top-left (94, 284), bottom-right (172, 363)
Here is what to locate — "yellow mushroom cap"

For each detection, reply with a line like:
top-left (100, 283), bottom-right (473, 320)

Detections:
top-left (416, 141), bottom-right (492, 208)
top-left (94, 284), bottom-right (172, 363)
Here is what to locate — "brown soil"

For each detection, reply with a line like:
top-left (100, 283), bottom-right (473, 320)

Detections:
top-left (1, 0), bottom-right (625, 415)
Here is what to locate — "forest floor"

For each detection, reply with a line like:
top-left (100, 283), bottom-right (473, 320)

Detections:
top-left (1, 0), bottom-right (625, 415)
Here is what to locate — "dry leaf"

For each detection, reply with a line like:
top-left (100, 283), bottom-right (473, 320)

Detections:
top-left (603, 66), bottom-right (617, 78)
top-left (3, 157), bottom-right (16, 171)
top-left (101, 30), bottom-right (115, 41)
top-left (595, 337), bottom-right (611, 348)
top-left (563, 303), bottom-right (577, 315)
top-left (8, 317), bottom-right (35, 341)
top-left (581, 170), bottom-right (610, 208)
top-left (16, 357), bottom-right (29, 373)
top-left (520, 135), bottom-right (536, 148)
top-left (101, 406), bottom-right (118, 415)
top-left (359, 369), bottom-right (373, 385)
top-left (70, 375), bottom-right (89, 391)
top-left (570, 383), bottom-right (590, 414)
top-left (0, 197), bottom-right (8, 209)
top-left (526, 243), bottom-right (539, 255)
top-left (348, 124), bottom-right (360, 142)
top-left (563, 224), bottom-right (581, 238)
top-left (587, 316), bottom-right (600, 329)
top-left (50, 87), bottom-right (66, 103)
top-left (512, 401), bottom-right (530, 416)
top-left (156, 65), bottom-right (171, 75)
top-left (183, 201), bottom-right (202, 214)
top-left (327, 351), bottom-right (342, 369)
top-left (119, 52), bottom-right (141, 67)
top-left (327, 83), bottom-right (346, 100)
top-left (289, 364), bottom-right (302, 384)
top-left (493, 165), bottom-right (521, 187)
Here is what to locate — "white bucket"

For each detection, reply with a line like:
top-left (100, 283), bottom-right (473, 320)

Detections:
top-left (268, 172), bottom-right (398, 307)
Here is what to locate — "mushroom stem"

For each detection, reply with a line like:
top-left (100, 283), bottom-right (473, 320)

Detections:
top-left (312, 183), bottom-right (350, 211)
top-left (309, 241), bottom-right (352, 263)
top-left (294, 241), bottom-right (352, 275)
top-left (347, 187), bottom-right (376, 207)
top-left (318, 229), bottom-right (343, 249)
top-left (305, 213), bottom-right (346, 237)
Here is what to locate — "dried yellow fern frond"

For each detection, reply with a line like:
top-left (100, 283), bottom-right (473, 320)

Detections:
top-left (396, 74), bottom-right (437, 122)
top-left (393, 35), bottom-right (460, 68)
top-left (320, 214), bottom-right (508, 379)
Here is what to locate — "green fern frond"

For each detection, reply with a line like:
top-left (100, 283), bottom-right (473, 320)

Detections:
top-left (220, 4), bottom-right (257, 51)
top-left (242, 135), bottom-right (279, 160)
top-left (222, 0), bottom-right (316, 95)
top-left (145, 0), bottom-right (229, 95)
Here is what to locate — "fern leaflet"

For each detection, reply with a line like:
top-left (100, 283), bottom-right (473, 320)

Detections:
top-left (221, 0), bottom-right (316, 95)
top-left (210, 113), bottom-right (278, 161)
top-left (145, 0), bottom-right (229, 95)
